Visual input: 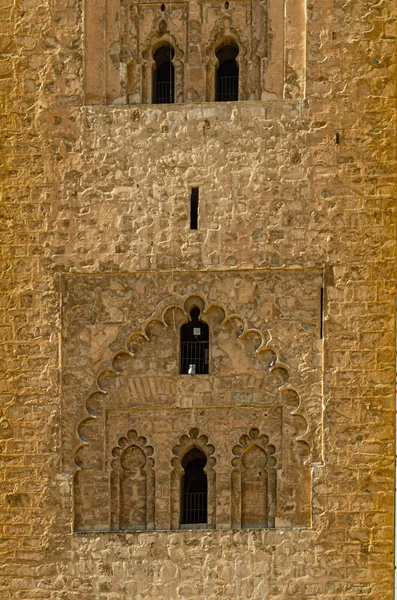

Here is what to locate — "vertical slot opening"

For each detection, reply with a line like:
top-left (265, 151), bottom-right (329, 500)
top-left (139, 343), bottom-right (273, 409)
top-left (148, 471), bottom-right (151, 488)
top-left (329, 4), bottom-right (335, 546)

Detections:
top-left (320, 287), bottom-right (324, 339)
top-left (190, 188), bottom-right (199, 230)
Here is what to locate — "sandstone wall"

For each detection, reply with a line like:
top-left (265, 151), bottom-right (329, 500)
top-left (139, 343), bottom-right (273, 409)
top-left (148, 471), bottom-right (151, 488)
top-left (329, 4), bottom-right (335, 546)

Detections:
top-left (1, 0), bottom-right (396, 598)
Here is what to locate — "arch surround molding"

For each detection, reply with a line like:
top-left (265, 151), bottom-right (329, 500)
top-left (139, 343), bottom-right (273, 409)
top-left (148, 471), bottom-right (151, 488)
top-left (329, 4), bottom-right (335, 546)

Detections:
top-left (73, 293), bottom-right (313, 532)
top-left (140, 26), bottom-right (184, 104)
top-left (110, 430), bottom-right (155, 531)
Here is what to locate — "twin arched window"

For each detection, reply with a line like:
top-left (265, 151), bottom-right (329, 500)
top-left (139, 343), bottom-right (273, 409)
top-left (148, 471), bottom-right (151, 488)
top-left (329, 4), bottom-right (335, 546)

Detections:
top-left (152, 43), bottom-right (239, 104)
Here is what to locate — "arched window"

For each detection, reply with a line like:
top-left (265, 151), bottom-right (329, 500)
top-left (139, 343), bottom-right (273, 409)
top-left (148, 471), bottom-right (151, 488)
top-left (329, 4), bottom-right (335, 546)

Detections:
top-left (180, 448), bottom-right (208, 525)
top-left (180, 306), bottom-right (209, 374)
top-left (170, 428), bottom-right (216, 530)
top-left (152, 44), bottom-right (175, 104)
top-left (215, 44), bottom-right (239, 101)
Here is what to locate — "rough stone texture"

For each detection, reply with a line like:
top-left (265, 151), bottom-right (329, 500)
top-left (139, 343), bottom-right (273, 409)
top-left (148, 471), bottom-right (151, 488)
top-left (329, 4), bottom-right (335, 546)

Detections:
top-left (1, 0), bottom-right (396, 598)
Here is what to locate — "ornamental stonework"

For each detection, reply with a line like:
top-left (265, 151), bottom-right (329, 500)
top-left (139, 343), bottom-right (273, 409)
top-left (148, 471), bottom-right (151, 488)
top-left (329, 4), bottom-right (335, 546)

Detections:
top-left (2, 0), bottom-right (396, 596)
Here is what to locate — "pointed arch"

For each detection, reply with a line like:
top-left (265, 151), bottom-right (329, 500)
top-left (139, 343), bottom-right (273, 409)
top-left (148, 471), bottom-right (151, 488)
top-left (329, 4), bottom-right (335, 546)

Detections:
top-left (74, 292), bottom-right (310, 470)
top-left (180, 305), bottom-right (209, 374)
top-left (215, 42), bottom-right (239, 101)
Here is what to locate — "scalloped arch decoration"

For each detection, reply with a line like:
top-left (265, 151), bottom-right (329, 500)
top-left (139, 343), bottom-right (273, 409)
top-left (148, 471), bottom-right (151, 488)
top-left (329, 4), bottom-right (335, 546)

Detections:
top-left (231, 427), bottom-right (277, 528)
top-left (74, 292), bottom-right (310, 471)
top-left (140, 28), bottom-right (184, 103)
top-left (110, 430), bottom-right (155, 531)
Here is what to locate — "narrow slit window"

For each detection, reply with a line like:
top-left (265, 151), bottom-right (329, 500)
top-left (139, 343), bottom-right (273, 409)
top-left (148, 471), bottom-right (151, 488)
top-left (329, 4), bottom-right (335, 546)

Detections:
top-left (190, 188), bottom-right (199, 229)
top-left (180, 306), bottom-right (209, 374)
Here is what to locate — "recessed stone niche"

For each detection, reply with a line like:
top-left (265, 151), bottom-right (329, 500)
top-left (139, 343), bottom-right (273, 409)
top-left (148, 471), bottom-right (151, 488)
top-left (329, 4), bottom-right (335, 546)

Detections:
top-left (61, 269), bottom-right (322, 532)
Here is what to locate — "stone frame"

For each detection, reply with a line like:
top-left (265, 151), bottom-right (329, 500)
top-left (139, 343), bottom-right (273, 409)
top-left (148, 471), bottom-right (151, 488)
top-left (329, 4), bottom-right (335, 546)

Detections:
top-left (140, 28), bottom-right (185, 105)
top-left (67, 280), bottom-right (319, 532)
top-left (84, 0), bottom-right (306, 104)
top-left (205, 27), bottom-right (247, 102)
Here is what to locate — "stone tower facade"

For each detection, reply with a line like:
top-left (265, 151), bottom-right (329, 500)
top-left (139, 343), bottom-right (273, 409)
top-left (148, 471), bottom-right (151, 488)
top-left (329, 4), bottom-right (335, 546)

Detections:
top-left (1, 0), bottom-right (396, 598)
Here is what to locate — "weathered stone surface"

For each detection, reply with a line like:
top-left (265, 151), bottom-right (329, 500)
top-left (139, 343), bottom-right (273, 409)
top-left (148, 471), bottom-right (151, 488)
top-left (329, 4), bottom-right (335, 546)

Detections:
top-left (1, 0), bottom-right (396, 596)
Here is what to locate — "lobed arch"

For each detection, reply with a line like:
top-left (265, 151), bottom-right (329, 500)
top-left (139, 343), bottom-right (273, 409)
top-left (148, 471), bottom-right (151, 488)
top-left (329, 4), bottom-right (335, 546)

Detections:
top-left (205, 20), bottom-right (248, 102)
top-left (231, 428), bottom-right (277, 529)
top-left (109, 430), bottom-right (155, 531)
top-left (84, 0), bottom-right (305, 104)
top-left (170, 428), bottom-right (216, 529)
top-left (73, 292), bottom-right (311, 531)
top-left (74, 292), bottom-right (310, 468)
top-left (140, 26), bottom-right (184, 104)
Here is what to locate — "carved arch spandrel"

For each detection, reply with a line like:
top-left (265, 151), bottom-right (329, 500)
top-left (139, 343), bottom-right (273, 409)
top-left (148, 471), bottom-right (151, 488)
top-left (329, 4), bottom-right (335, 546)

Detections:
top-left (73, 292), bottom-right (311, 531)
top-left (110, 430), bottom-right (155, 531)
top-left (170, 428), bottom-right (216, 530)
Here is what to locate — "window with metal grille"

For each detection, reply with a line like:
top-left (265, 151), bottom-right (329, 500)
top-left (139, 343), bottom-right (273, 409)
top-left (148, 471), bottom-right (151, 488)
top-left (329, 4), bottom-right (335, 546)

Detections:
top-left (152, 45), bottom-right (175, 104)
top-left (215, 44), bottom-right (239, 102)
top-left (180, 306), bottom-right (209, 374)
top-left (180, 448), bottom-right (208, 525)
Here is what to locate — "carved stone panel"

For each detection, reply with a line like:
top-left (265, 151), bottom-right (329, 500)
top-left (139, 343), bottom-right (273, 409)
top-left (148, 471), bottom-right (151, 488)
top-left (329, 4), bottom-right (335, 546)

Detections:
top-left (232, 428), bottom-right (278, 528)
top-left (62, 270), bottom-right (321, 531)
top-left (110, 430), bottom-right (155, 531)
top-left (84, 0), bottom-right (306, 104)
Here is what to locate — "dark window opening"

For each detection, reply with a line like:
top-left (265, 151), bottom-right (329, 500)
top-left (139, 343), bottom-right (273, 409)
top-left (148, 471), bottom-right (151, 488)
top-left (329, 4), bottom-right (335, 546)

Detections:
top-left (153, 45), bottom-right (175, 104)
top-left (180, 448), bottom-right (208, 525)
top-left (215, 44), bottom-right (239, 102)
top-left (180, 306), bottom-right (209, 374)
top-left (190, 188), bottom-right (199, 230)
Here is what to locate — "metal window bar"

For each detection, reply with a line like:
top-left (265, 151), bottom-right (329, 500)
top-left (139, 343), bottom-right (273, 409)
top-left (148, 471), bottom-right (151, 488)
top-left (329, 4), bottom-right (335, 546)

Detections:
top-left (155, 81), bottom-right (174, 104)
top-left (182, 492), bottom-right (207, 524)
top-left (216, 75), bottom-right (238, 101)
top-left (181, 340), bottom-right (209, 374)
